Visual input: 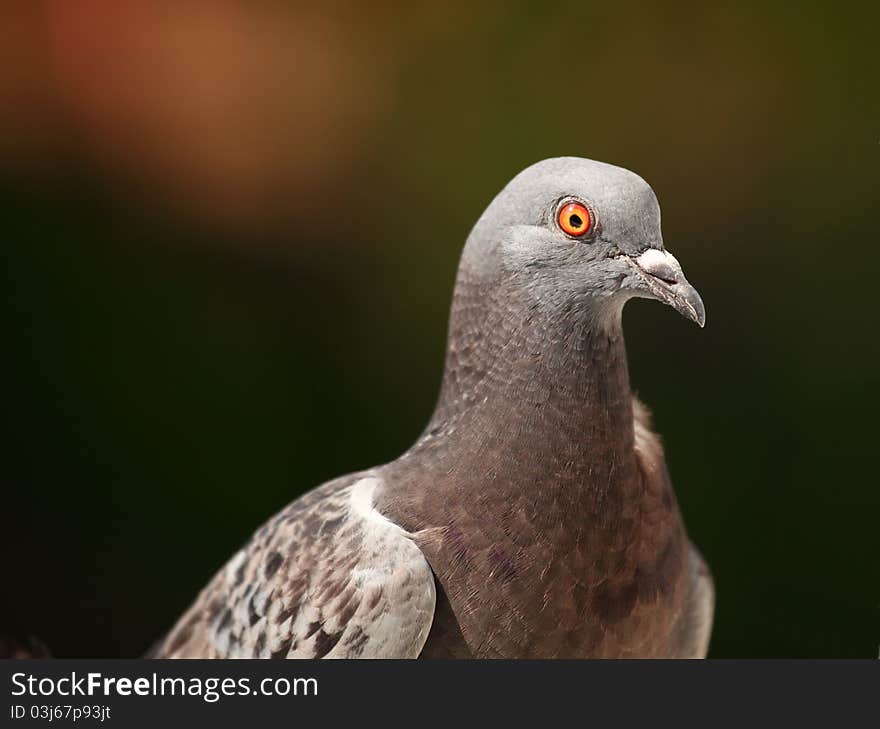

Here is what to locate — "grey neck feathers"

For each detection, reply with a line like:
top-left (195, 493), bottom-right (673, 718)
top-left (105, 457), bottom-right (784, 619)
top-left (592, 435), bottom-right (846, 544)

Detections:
top-left (416, 260), bottom-right (638, 511)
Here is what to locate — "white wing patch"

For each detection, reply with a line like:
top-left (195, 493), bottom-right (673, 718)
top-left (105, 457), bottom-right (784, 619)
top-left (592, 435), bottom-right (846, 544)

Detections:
top-left (155, 475), bottom-right (436, 659)
top-left (673, 546), bottom-right (715, 658)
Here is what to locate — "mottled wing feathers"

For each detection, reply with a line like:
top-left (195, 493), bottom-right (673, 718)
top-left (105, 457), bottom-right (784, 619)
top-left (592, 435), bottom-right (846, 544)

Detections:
top-left (0, 636), bottom-right (51, 659)
top-left (155, 475), bottom-right (436, 659)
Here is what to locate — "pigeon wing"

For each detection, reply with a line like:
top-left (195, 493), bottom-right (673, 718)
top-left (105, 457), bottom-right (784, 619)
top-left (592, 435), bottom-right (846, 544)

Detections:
top-left (673, 544), bottom-right (714, 658)
top-left (154, 475), bottom-right (436, 659)
top-left (632, 397), bottom-right (714, 658)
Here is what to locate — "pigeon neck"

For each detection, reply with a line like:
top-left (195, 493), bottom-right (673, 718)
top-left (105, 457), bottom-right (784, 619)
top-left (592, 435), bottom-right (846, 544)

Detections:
top-left (425, 276), bottom-right (637, 492)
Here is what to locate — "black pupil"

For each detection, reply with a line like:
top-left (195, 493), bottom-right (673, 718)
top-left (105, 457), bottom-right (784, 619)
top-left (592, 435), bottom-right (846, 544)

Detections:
top-left (569, 214), bottom-right (583, 228)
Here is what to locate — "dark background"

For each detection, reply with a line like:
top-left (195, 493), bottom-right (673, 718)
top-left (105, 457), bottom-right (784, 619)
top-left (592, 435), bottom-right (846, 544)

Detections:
top-left (3, 3), bottom-right (877, 658)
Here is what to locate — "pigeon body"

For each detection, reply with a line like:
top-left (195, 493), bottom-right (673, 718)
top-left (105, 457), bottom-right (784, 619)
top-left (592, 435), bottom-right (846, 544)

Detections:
top-left (155, 157), bottom-right (713, 659)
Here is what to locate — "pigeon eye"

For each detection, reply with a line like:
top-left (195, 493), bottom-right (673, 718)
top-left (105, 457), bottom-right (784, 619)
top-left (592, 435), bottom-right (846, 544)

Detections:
top-left (557, 201), bottom-right (593, 238)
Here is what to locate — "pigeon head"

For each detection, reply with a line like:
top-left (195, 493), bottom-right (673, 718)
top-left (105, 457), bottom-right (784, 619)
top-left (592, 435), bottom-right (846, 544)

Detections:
top-left (464, 157), bottom-right (705, 327)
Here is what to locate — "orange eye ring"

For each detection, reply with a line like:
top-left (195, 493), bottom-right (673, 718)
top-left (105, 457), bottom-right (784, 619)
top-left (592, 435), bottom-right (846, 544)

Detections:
top-left (557, 201), bottom-right (593, 238)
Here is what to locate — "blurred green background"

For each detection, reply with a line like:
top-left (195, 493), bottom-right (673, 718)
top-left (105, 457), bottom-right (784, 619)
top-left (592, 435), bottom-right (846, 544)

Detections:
top-left (3, 2), bottom-right (878, 658)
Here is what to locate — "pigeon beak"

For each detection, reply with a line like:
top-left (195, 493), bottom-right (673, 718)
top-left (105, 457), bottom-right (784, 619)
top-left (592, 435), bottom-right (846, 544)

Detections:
top-left (627, 249), bottom-right (706, 327)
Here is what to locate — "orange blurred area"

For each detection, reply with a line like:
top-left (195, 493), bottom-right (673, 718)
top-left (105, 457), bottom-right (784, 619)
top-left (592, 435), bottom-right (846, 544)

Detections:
top-left (3, 2), bottom-right (402, 233)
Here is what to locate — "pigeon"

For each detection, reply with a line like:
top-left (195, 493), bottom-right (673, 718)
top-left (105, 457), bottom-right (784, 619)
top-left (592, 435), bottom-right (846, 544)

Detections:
top-left (154, 157), bottom-right (714, 659)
